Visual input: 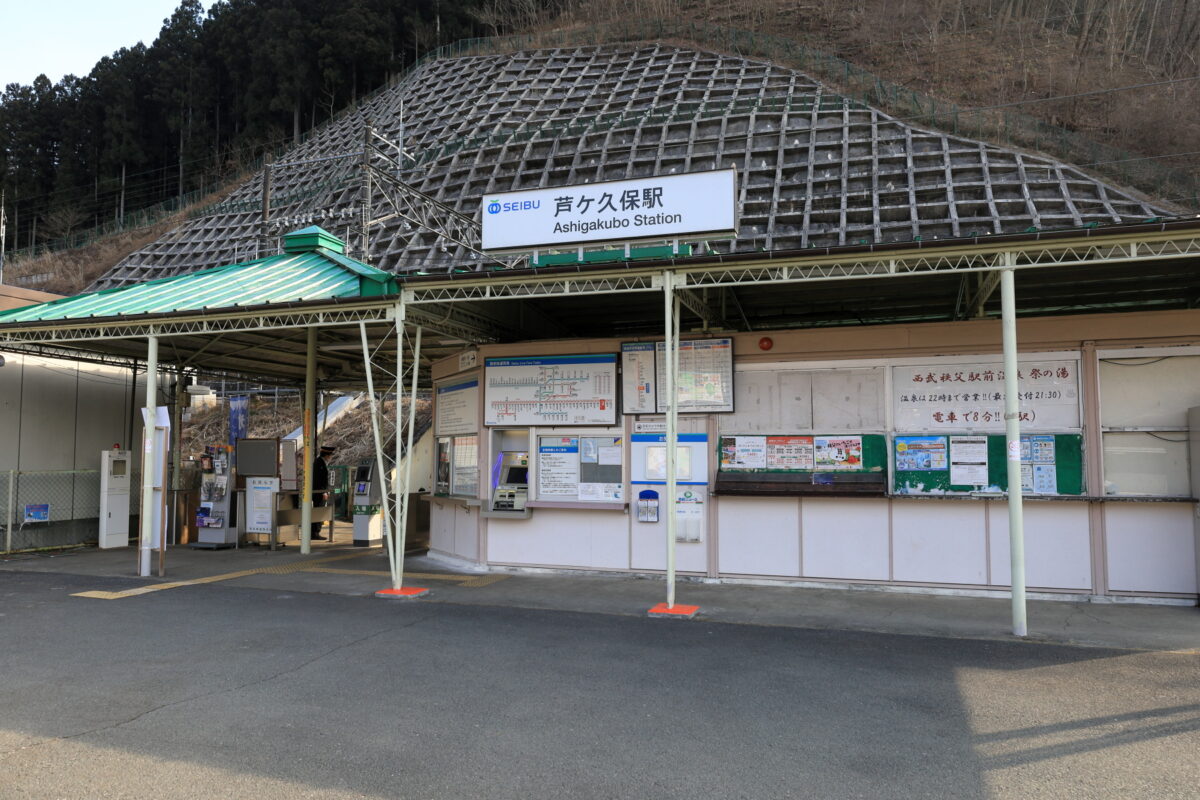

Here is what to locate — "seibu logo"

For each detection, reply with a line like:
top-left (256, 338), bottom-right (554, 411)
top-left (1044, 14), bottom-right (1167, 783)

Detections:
top-left (487, 199), bottom-right (539, 214)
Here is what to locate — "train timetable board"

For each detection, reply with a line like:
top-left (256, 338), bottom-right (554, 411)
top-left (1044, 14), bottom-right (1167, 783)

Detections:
top-left (615, 338), bottom-right (736, 414)
top-left (484, 354), bottom-right (617, 426)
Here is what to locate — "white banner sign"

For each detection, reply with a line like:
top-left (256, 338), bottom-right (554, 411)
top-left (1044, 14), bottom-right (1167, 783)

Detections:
top-left (893, 360), bottom-right (1079, 431)
top-left (481, 169), bottom-right (737, 251)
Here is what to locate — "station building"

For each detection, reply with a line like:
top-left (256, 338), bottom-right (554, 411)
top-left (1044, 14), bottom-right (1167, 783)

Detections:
top-left (2, 40), bottom-right (1198, 605)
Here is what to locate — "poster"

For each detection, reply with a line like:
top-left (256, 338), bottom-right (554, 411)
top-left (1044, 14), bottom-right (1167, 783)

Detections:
top-left (23, 504), bottom-right (49, 523)
top-left (579, 482), bottom-right (624, 502)
top-left (950, 436), bottom-right (988, 485)
top-left (620, 342), bottom-right (657, 414)
top-left (1020, 463), bottom-right (1034, 492)
top-left (1033, 464), bottom-right (1058, 494)
top-left (1029, 434), bottom-right (1056, 464)
top-left (894, 436), bottom-right (947, 471)
top-left (892, 360), bottom-right (1079, 431)
top-left (538, 438), bottom-right (580, 498)
top-left (484, 355), bottom-right (617, 425)
top-left (814, 436), bottom-right (863, 471)
top-left (721, 436), bottom-right (767, 470)
top-left (435, 379), bottom-right (479, 436)
top-left (674, 488), bottom-right (704, 543)
top-left (766, 436), bottom-right (814, 470)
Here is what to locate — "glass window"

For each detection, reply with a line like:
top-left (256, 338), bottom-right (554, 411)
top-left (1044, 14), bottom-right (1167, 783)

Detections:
top-left (450, 435), bottom-right (479, 498)
top-left (1102, 432), bottom-right (1190, 497)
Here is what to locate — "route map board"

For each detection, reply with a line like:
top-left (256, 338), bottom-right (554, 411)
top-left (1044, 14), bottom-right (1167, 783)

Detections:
top-left (650, 338), bottom-right (735, 413)
top-left (484, 355), bottom-right (617, 426)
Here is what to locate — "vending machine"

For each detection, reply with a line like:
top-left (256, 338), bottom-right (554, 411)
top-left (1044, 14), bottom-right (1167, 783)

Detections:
top-left (194, 445), bottom-right (237, 548)
top-left (352, 461), bottom-right (383, 546)
top-left (98, 449), bottom-right (131, 549)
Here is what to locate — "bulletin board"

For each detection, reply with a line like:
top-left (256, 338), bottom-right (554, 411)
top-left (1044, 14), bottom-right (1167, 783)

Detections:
top-left (892, 433), bottom-right (1083, 495)
top-left (536, 435), bottom-right (624, 502)
top-left (718, 434), bottom-right (888, 473)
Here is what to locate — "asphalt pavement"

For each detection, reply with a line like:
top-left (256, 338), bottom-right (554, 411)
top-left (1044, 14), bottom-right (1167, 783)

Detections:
top-left (2, 569), bottom-right (1198, 799)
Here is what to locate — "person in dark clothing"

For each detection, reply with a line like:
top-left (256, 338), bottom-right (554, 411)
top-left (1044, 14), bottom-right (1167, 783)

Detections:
top-left (311, 445), bottom-right (334, 540)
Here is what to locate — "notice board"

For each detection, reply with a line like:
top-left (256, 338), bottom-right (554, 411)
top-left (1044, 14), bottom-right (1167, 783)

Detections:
top-left (892, 433), bottom-right (1083, 495)
top-left (718, 434), bottom-right (888, 474)
top-left (536, 435), bottom-right (624, 502)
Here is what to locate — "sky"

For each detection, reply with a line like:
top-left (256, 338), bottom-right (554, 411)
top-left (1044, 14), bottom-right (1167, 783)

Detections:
top-left (2, 0), bottom-right (188, 87)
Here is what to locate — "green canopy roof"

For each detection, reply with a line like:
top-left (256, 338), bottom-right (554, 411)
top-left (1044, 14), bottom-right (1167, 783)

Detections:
top-left (0, 228), bottom-right (396, 325)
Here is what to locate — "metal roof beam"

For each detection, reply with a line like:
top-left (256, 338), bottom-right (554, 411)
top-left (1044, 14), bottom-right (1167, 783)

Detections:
top-left (674, 288), bottom-right (717, 326)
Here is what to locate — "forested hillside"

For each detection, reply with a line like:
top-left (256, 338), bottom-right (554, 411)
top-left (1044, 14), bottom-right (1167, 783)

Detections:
top-left (0, 0), bottom-right (485, 253)
top-left (3, 0), bottom-right (1199, 272)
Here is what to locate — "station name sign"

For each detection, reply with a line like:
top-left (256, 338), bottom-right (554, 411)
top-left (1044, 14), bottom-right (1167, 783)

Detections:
top-left (481, 169), bottom-right (738, 252)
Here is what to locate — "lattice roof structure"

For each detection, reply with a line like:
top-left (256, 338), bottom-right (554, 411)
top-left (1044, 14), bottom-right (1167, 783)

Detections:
top-left (93, 44), bottom-right (1167, 290)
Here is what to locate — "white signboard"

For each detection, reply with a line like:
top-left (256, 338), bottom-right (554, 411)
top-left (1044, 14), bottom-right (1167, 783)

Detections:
top-left (435, 379), bottom-right (479, 436)
top-left (893, 359), bottom-right (1079, 431)
top-left (655, 338), bottom-right (735, 413)
top-left (484, 355), bottom-right (617, 426)
top-left (481, 169), bottom-right (738, 251)
top-left (621, 342), bottom-right (657, 414)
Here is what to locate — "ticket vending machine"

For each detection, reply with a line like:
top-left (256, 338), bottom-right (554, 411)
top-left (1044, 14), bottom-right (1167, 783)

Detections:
top-left (352, 461), bottom-right (383, 546)
top-left (98, 449), bottom-right (131, 549)
top-left (486, 430), bottom-right (530, 518)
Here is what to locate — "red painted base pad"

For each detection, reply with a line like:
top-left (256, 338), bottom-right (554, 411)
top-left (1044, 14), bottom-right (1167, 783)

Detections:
top-left (375, 587), bottom-right (430, 599)
top-left (647, 602), bottom-right (700, 619)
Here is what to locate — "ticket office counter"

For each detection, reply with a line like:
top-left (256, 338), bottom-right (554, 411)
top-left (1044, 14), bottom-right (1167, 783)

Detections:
top-left (429, 415), bottom-right (1195, 596)
top-left (428, 330), bottom-right (1200, 599)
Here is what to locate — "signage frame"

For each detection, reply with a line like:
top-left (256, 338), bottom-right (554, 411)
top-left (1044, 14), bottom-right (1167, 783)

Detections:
top-left (480, 168), bottom-right (739, 253)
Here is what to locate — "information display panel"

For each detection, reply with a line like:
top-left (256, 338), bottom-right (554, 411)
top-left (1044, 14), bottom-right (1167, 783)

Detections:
top-left (436, 379), bottom-right (479, 435)
top-left (484, 355), bottom-right (617, 426)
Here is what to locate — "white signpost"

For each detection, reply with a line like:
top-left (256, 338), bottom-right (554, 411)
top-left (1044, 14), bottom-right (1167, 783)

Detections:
top-left (481, 169), bottom-right (738, 252)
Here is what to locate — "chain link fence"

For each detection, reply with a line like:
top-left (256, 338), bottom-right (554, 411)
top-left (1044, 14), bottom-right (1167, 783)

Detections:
top-left (0, 468), bottom-right (141, 553)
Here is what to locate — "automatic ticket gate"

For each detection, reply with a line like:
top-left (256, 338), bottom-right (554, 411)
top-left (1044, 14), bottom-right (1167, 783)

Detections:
top-left (352, 461), bottom-right (383, 546)
top-left (98, 449), bottom-right (131, 549)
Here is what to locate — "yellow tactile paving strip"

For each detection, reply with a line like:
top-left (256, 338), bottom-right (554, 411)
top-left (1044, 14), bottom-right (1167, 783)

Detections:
top-left (70, 552), bottom-right (503, 600)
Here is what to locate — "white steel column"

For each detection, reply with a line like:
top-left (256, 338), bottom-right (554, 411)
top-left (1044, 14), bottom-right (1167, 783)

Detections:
top-left (391, 305), bottom-right (404, 588)
top-left (360, 321), bottom-right (397, 577)
top-left (139, 335), bottom-right (158, 577)
top-left (394, 324), bottom-right (422, 590)
top-left (1000, 264), bottom-right (1028, 637)
top-left (300, 327), bottom-right (316, 555)
top-left (664, 271), bottom-right (679, 608)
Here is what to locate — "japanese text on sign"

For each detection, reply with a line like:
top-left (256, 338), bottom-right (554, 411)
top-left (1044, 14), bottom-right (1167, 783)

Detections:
top-left (893, 360), bottom-right (1079, 431)
top-left (481, 170), bottom-right (737, 251)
